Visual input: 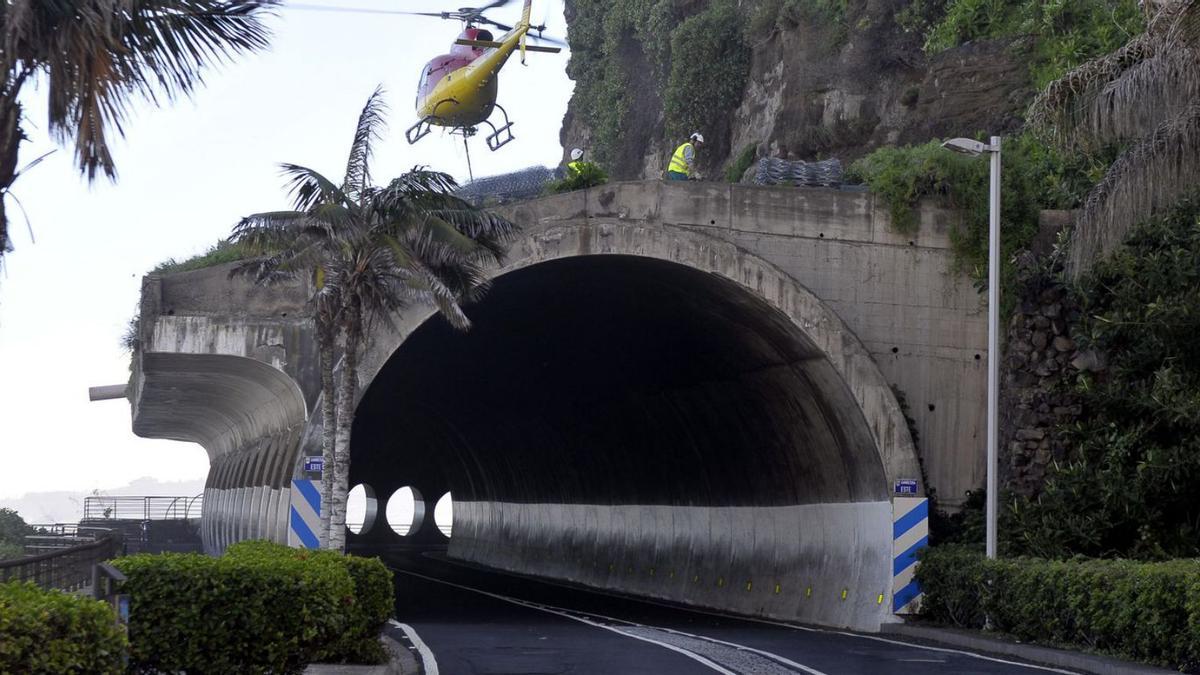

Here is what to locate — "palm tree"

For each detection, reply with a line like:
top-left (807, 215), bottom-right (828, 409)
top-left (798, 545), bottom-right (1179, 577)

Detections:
top-left (233, 89), bottom-right (517, 550)
top-left (0, 0), bottom-right (278, 269)
top-left (1028, 0), bottom-right (1200, 276)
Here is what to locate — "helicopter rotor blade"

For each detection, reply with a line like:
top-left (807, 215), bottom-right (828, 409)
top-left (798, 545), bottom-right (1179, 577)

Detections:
top-left (473, 0), bottom-right (515, 12)
top-left (289, 4), bottom-right (447, 18)
top-left (475, 16), bottom-right (514, 31)
top-left (528, 28), bottom-right (568, 47)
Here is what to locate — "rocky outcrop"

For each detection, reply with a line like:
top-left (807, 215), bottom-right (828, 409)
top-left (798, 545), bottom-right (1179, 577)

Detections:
top-left (559, 0), bottom-right (1035, 180)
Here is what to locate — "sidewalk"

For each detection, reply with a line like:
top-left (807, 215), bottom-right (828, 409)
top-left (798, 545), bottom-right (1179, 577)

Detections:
top-left (880, 622), bottom-right (1177, 675)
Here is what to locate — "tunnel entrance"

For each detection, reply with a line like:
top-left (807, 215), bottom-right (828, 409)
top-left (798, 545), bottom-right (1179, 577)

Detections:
top-left (349, 254), bottom-right (900, 629)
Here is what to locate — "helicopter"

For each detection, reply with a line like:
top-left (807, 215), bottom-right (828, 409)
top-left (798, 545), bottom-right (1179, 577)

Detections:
top-left (402, 0), bottom-right (565, 153)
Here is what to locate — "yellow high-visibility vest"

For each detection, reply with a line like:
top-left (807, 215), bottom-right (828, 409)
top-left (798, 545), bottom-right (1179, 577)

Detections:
top-left (668, 142), bottom-right (693, 175)
top-left (567, 161), bottom-right (583, 176)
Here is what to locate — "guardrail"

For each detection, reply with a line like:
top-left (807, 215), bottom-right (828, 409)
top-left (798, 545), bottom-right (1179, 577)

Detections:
top-left (0, 532), bottom-right (122, 592)
top-left (83, 494), bottom-right (203, 521)
top-left (23, 525), bottom-right (117, 555)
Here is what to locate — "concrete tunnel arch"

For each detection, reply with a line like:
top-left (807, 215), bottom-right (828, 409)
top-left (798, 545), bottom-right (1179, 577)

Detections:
top-left (346, 220), bottom-right (920, 630)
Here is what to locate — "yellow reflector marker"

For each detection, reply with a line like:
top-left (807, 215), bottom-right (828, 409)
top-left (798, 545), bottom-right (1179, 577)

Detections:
top-left (806, 587), bottom-right (812, 598)
top-left (717, 577), bottom-right (725, 588)
top-left (774, 583), bottom-right (782, 594)
top-left (841, 588), bottom-right (848, 601)
top-left (745, 581), bottom-right (753, 591)
top-left (877, 593), bottom-right (885, 605)
top-left (649, 567), bottom-right (655, 576)
top-left (693, 575), bottom-right (700, 583)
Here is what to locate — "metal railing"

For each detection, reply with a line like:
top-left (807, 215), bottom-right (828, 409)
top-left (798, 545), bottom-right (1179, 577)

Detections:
top-left (23, 525), bottom-right (116, 555)
top-left (0, 532), bottom-right (122, 592)
top-left (83, 494), bottom-right (203, 521)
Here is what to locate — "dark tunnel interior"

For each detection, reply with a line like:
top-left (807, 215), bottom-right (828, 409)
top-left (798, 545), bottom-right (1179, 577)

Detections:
top-left (347, 255), bottom-right (886, 546)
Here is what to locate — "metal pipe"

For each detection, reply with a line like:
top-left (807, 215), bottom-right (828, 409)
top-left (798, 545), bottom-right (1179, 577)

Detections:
top-left (986, 136), bottom-right (1002, 559)
top-left (88, 384), bottom-right (128, 401)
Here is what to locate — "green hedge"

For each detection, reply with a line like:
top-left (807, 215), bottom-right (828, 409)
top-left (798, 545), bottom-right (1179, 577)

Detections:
top-left (918, 546), bottom-right (1200, 670)
top-left (226, 541), bottom-right (393, 663)
top-left (0, 581), bottom-right (127, 674)
top-left (114, 541), bottom-right (393, 673)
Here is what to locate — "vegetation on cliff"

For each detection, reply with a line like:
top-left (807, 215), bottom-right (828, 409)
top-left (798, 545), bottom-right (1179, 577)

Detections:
top-left (1007, 198), bottom-right (1200, 560)
top-left (846, 133), bottom-right (1106, 296)
top-left (901, 0), bottom-right (1144, 87)
top-left (566, 0), bottom-right (750, 172)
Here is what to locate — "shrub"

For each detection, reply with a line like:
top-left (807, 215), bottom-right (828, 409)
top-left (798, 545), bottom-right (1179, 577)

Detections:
top-left (725, 145), bottom-right (756, 183)
top-left (225, 541), bottom-right (394, 663)
top-left (0, 581), bottom-right (127, 674)
top-left (663, 1), bottom-right (751, 145)
top-left (150, 238), bottom-right (261, 276)
top-left (115, 548), bottom-right (355, 674)
top-left (1006, 198), bottom-right (1200, 560)
top-left (548, 162), bottom-right (609, 193)
top-left (917, 546), bottom-right (1200, 670)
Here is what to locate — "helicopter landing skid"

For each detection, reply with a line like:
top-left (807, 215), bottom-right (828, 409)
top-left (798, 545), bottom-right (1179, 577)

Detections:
top-left (483, 104), bottom-right (515, 151)
top-left (405, 116), bottom-right (435, 145)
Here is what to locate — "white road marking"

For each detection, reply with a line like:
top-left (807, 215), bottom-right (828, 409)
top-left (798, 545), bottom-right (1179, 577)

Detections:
top-left (718, 615), bottom-right (1081, 675)
top-left (420, 554), bottom-right (1082, 675)
top-left (393, 568), bottom-right (831, 674)
top-left (388, 619), bottom-right (439, 675)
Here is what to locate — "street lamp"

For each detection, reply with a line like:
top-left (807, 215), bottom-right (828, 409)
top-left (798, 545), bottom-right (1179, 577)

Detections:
top-left (942, 135), bottom-right (1001, 560)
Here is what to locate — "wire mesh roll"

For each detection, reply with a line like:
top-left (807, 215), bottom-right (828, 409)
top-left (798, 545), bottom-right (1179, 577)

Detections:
top-left (753, 157), bottom-right (844, 188)
top-left (455, 165), bottom-right (560, 206)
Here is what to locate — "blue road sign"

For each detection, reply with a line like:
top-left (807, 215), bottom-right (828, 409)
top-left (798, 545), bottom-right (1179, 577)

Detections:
top-left (894, 479), bottom-right (919, 495)
top-left (303, 456), bottom-right (323, 473)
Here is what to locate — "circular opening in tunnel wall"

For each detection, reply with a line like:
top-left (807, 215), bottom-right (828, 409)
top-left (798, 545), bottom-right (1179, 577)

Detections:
top-left (386, 486), bottom-right (425, 537)
top-left (346, 484), bottom-right (377, 535)
top-left (434, 492), bottom-right (453, 538)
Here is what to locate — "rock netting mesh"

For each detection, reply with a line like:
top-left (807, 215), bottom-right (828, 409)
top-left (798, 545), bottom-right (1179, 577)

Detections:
top-left (455, 166), bottom-right (561, 206)
top-left (753, 158), bottom-right (844, 188)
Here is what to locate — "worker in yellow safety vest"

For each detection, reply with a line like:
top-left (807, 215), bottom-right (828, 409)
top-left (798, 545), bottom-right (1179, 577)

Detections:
top-left (667, 132), bottom-right (704, 181)
top-left (567, 148), bottom-right (586, 177)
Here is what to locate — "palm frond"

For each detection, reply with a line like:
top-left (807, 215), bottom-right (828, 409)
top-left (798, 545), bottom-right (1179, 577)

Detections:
top-left (1068, 104), bottom-right (1200, 277)
top-left (341, 86), bottom-right (388, 200)
top-left (1028, 0), bottom-right (1197, 147)
top-left (280, 163), bottom-right (350, 212)
top-left (5, 0), bottom-right (278, 180)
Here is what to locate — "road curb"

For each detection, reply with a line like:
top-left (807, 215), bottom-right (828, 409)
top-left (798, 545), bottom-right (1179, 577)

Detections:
top-left (880, 622), bottom-right (1177, 675)
top-left (303, 631), bottom-right (417, 674)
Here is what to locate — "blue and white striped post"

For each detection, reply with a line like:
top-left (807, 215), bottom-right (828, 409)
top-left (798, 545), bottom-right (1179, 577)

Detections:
top-left (288, 479), bottom-right (322, 549)
top-left (892, 497), bottom-right (929, 614)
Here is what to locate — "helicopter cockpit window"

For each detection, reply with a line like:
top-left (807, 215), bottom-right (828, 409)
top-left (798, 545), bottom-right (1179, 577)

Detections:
top-left (476, 29), bottom-right (494, 42)
top-left (419, 64), bottom-right (432, 90)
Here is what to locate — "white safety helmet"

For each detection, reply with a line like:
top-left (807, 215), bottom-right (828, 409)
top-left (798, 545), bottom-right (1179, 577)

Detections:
top-left (690, 132), bottom-right (705, 144)
top-left (570, 148), bottom-right (584, 161)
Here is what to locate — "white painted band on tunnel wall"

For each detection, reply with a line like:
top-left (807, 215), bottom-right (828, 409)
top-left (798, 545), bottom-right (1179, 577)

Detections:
top-left (448, 500), bottom-right (893, 631)
top-left (288, 479), bottom-right (322, 549)
top-left (892, 497), bottom-right (929, 614)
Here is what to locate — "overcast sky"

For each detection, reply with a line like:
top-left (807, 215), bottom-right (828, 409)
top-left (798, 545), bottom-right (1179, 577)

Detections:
top-left (0, 0), bottom-right (573, 505)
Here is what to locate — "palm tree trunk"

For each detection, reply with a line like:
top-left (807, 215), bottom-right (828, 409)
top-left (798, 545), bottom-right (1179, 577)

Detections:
top-left (317, 324), bottom-right (337, 548)
top-left (328, 305), bottom-right (362, 552)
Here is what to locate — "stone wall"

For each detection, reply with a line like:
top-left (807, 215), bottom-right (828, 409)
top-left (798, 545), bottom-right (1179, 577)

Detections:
top-left (999, 252), bottom-right (1100, 497)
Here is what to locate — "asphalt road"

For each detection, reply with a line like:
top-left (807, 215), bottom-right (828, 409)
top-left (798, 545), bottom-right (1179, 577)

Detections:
top-left (387, 553), bottom-right (1077, 675)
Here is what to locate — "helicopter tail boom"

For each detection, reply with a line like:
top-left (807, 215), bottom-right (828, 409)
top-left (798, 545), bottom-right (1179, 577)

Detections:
top-left (455, 38), bottom-right (559, 53)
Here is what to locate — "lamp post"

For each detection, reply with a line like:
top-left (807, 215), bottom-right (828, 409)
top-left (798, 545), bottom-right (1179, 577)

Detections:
top-left (942, 136), bottom-right (1001, 559)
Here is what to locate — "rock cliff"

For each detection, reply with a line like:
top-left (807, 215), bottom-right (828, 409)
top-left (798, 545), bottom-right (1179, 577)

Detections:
top-left (560, 0), bottom-right (1035, 180)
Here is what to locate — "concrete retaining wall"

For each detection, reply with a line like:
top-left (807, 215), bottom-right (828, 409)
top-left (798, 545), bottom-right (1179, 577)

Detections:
top-left (451, 501), bottom-right (893, 631)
